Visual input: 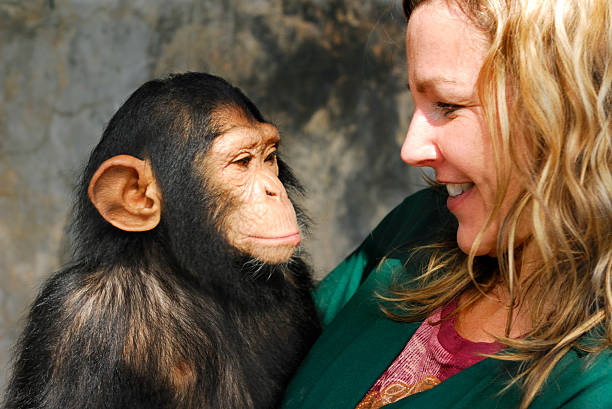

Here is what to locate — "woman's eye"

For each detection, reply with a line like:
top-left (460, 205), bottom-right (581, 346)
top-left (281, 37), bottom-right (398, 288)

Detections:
top-left (434, 102), bottom-right (462, 117)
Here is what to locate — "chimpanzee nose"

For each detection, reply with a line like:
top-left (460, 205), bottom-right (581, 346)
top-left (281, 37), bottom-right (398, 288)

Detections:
top-left (259, 168), bottom-right (285, 199)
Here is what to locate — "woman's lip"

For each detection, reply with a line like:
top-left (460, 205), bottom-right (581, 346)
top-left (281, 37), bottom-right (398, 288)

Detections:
top-left (248, 232), bottom-right (302, 246)
top-left (446, 184), bottom-right (475, 212)
top-left (437, 180), bottom-right (472, 184)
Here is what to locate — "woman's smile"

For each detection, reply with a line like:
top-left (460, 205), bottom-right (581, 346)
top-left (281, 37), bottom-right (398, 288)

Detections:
top-left (401, 0), bottom-right (517, 256)
top-left (444, 182), bottom-right (475, 212)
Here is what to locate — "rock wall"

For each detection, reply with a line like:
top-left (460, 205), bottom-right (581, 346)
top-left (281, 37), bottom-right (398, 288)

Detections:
top-left (0, 0), bottom-right (426, 388)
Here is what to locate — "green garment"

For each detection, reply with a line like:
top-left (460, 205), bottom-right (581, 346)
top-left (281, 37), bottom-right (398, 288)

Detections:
top-left (281, 188), bottom-right (612, 409)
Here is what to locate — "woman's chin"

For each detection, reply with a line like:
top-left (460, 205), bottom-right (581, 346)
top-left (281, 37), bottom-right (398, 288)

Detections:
top-left (457, 230), bottom-right (497, 257)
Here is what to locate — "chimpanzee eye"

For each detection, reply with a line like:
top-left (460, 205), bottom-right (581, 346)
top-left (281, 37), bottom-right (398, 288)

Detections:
top-left (265, 151), bottom-right (277, 163)
top-left (233, 155), bottom-right (252, 166)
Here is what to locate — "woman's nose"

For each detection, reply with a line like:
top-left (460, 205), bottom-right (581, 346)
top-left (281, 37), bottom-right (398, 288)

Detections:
top-left (400, 109), bottom-right (439, 167)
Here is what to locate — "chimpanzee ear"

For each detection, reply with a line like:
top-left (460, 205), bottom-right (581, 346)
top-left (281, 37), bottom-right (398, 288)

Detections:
top-left (88, 155), bottom-right (162, 232)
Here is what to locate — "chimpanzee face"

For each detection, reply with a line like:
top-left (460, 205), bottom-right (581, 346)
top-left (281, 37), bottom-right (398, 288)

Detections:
top-left (204, 110), bottom-right (301, 264)
top-left (86, 103), bottom-right (302, 266)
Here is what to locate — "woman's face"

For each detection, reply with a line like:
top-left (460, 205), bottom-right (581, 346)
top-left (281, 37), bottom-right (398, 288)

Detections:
top-left (402, 0), bottom-right (513, 256)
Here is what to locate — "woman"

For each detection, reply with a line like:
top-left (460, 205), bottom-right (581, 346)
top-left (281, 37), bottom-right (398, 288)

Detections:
top-left (280, 0), bottom-right (611, 408)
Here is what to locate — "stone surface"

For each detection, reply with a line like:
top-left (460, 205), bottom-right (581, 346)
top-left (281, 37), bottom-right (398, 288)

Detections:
top-left (0, 0), bottom-right (426, 389)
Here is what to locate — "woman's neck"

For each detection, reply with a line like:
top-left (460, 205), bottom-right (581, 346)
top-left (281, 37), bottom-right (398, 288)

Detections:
top-left (455, 285), bottom-right (531, 343)
top-left (455, 243), bottom-right (542, 343)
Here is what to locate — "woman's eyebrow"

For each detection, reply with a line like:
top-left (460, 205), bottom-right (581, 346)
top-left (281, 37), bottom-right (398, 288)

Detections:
top-left (407, 78), bottom-right (476, 105)
top-left (412, 77), bottom-right (459, 93)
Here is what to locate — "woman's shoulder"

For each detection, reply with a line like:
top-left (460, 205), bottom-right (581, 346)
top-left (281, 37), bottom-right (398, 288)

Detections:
top-left (530, 347), bottom-right (612, 408)
top-left (313, 187), bottom-right (453, 327)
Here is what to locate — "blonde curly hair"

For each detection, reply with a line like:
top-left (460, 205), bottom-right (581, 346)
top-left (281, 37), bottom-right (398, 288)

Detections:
top-left (391, 0), bottom-right (612, 407)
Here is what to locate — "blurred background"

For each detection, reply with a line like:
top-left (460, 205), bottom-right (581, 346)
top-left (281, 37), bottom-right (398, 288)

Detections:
top-left (0, 0), bottom-right (426, 388)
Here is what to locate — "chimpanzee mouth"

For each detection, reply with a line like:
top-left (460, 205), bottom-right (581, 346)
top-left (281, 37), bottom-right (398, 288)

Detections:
top-left (249, 232), bottom-right (302, 247)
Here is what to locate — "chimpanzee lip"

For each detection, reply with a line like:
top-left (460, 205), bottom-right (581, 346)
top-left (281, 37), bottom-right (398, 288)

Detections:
top-left (249, 232), bottom-right (301, 246)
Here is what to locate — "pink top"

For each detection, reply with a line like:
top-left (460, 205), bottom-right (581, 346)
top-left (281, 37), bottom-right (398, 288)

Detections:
top-left (355, 299), bottom-right (503, 409)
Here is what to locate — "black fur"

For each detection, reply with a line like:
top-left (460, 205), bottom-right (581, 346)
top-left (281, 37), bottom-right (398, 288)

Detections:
top-left (3, 73), bottom-right (320, 409)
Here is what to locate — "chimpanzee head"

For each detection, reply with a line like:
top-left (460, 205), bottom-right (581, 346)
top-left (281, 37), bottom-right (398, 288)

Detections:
top-left (73, 73), bottom-right (304, 272)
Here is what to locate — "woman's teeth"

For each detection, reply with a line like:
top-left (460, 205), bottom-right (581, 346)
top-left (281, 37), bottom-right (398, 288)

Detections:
top-left (446, 183), bottom-right (474, 197)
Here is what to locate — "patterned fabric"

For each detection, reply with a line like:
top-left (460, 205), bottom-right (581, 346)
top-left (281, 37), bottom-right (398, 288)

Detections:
top-left (355, 300), bottom-right (502, 409)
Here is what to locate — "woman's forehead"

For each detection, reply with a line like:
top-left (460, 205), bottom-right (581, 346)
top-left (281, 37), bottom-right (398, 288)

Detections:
top-left (405, 0), bottom-right (489, 91)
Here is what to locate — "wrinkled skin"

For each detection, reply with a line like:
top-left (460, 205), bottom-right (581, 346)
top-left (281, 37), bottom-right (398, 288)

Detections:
top-left (206, 114), bottom-right (301, 264)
